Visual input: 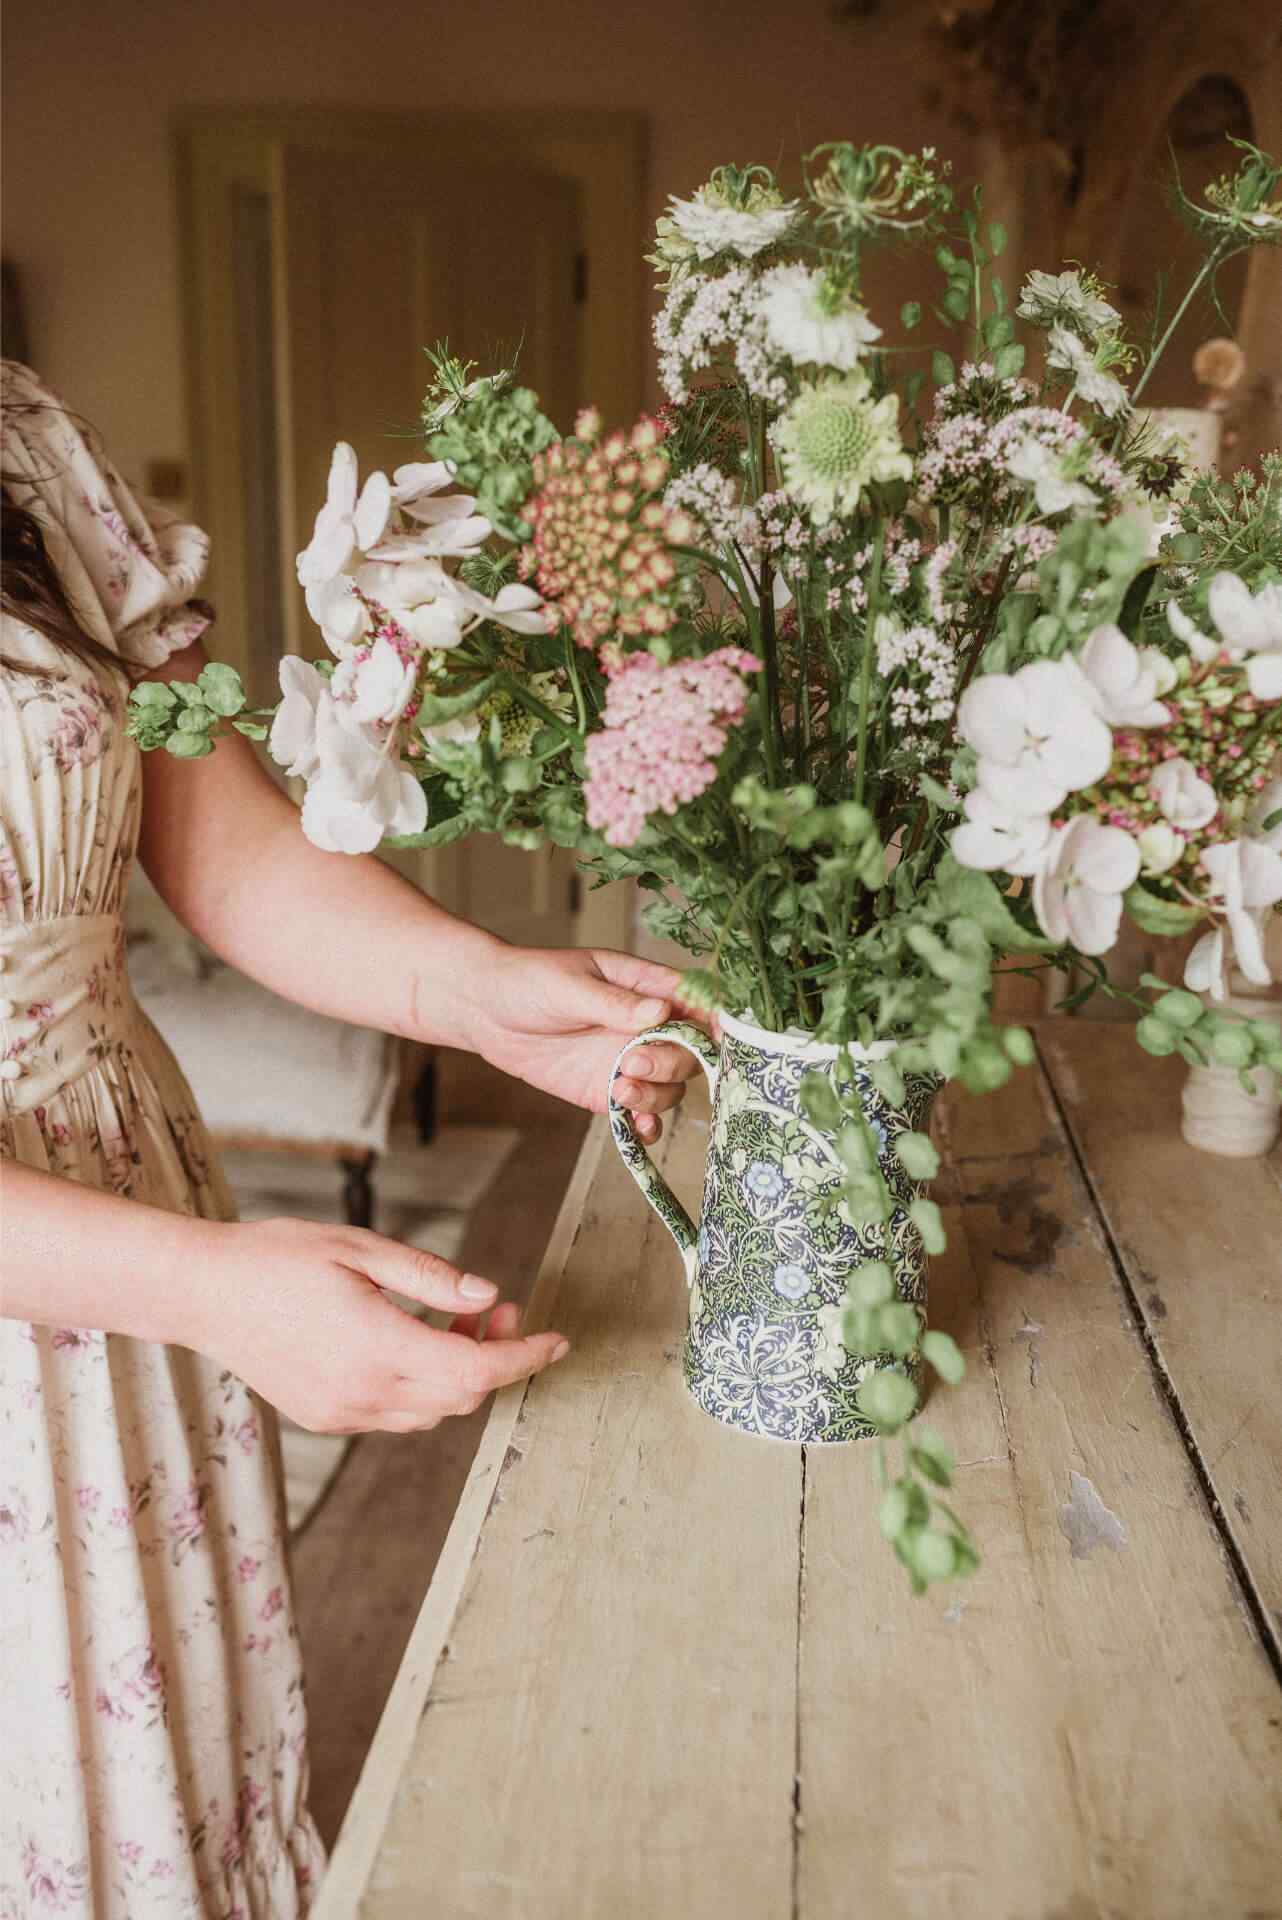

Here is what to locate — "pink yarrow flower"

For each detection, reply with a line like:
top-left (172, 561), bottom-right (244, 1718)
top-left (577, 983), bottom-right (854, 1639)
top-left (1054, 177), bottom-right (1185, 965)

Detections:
top-left (584, 648), bottom-right (760, 847)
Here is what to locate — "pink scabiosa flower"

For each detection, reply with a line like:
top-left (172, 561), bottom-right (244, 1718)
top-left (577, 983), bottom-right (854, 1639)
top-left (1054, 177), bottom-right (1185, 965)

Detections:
top-left (583, 647), bottom-right (760, 847)
top-left (519, 415), bottom-right (694, 654)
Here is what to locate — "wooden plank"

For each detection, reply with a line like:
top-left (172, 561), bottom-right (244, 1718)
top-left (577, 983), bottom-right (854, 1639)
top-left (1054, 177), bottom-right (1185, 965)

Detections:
top-left (355, 1090), bottom-right (801, 1920)
top-left (1040, 1018), bottom-right (1282, 1640)
top-left (800, 1057), bottom-right (1282, 1919)
top-left (312, 1118), bottom-right (609, 1920)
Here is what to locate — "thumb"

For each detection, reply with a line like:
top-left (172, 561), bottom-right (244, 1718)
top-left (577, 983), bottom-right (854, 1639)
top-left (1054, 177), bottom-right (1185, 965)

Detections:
top-left (341, 1230), bottom-right (499, 1315)
top-left (579, 974), bottom-right (670, 1036)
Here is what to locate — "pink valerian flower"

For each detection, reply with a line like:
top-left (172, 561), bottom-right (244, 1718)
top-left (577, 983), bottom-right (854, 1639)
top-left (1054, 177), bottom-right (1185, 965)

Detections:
top-left (520, 415), bottom-right (693, 653)
top-left (584, 648), bottom-right (760, 847)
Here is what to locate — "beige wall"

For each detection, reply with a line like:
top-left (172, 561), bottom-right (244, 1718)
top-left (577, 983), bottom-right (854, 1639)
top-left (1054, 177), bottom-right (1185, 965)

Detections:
top-left (3, 0), bottom-right (970, 489)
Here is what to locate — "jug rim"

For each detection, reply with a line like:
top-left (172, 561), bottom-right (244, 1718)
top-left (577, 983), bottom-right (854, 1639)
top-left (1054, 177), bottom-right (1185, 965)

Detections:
top-left (719, 1008), bottom-right (898, 1064)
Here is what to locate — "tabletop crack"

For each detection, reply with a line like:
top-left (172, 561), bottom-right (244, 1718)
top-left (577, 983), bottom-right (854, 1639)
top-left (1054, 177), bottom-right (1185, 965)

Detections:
top-left (791, 1445), bottom-right (808, 1920)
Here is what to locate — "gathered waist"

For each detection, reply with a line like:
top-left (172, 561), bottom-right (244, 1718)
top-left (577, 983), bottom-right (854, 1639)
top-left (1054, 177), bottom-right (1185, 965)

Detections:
top-left (0, 913), bottom-right (139, 1116)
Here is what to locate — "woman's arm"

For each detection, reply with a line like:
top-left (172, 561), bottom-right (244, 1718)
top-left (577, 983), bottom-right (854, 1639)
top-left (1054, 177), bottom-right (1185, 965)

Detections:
top-left (137, 642), bottom-right (701, 1133)
top-left (0, 1161), bottom-right (568, 1431)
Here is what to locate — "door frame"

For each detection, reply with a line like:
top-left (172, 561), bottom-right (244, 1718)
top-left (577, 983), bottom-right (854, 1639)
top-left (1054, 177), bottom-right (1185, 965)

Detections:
top-left (174, 106), bottom-right (649, 951)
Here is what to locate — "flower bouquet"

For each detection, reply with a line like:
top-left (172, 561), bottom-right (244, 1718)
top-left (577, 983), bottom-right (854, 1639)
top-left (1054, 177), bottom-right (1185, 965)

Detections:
top-left (131, 135), bottom-right (1282, 1591)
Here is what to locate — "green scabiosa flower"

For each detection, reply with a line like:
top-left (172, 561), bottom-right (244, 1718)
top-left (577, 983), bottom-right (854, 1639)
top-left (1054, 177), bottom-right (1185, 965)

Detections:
top-left (772, 371), bottom-right (912, 522)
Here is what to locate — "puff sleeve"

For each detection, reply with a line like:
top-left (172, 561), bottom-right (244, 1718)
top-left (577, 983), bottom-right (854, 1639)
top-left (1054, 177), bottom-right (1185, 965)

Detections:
top-left (2, 359), bottom-right (215, 676)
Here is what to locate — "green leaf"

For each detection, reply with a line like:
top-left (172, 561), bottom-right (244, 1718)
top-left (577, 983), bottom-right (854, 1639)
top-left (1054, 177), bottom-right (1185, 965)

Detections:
top-left (1117, 565), bottom-right (1157, 640)
top-left (197, 661), bottom-right (247, 717)
top-left (499, 755), bottom-right (540, 794)
top-left (849, 1261), bottom-right (895, 1308)
top-left (910, 1427), bottom-right (955, 1488)
top-left (855, 1369), bottom-right (919, 1433)
top-left (1211, 1024), bottom-right (1254, 1068)
top-left (130, 681), bottom-right (177, 710)
top-left (993, 341), bottom-right (1025, 378)
top-left (877, 1301), bottom-right (924, 1357)
top-left (931, 350), bottom-right (956, 388)
top-left (896, 1131), bottom-right (940, 1181)
top-left (988, 221), bottom-right (1007, 256)
top-left (907, 1528), bottom-right (958, 1582)
top-left (386, 810), bottom-right (471, 851)
top-left (982, 312), bottom-right (1014, 350)
top-left (1124, 883), bottom-right (1204, 937)
top-left (163, 730), bottom-right (214, 759)
top-left (415, 675), bottom-right (499, 727)
top-left (879, 1485), bottom-right (911, 1539)
top-left (935, 858), bottom-right (1054, 953)
top-left (867, 1057), bottom-right (906, 1108)
top-left (921, 1329), bottom-right (965, 1385)
top-left (909, 1196), bottom-right (946, 1254)
top-left (799, 1071), bottom-right (843, 1132)
top-left (176, 703), bottom-right (214, 733)
top-left (232, 718), bottom-right (269, 741)
top-left (836, 1124), bottom-right (874, 1174)
top-left (917, 772), bottom-right (961, 813)
top-left (900, 301), bottom-right (922, 330)
top-left (1135, 1014), bottom-right (1180, 1057)
top-left (1002, 1026), bottom-right (1036, 1065)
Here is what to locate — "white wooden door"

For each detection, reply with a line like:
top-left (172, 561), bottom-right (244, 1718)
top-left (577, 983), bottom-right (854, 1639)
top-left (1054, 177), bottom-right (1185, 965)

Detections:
top-left (274, 140), bottom-right (584, 947)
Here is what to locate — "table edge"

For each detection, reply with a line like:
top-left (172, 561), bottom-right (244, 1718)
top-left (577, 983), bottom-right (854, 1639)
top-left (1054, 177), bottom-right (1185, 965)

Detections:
top-left (311, 1115), bottom-right (610, 1920)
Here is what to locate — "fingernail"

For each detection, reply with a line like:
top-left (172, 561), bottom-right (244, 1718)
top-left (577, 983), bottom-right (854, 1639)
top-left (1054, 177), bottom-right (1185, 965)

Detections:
top-left (551, 1339), bottom-right (570, 1362)
top-left (623, 1051), bottom-right (653, 1078)
top-left (460, 1275), bottom-right (497, 1302)
top-left (631, 998), bottom-right (668, 1030)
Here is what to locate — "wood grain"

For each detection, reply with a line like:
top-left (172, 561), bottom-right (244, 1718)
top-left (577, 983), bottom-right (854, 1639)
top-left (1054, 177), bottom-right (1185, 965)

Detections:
top-left (1039, 1019), bottom-right (1282, 1642)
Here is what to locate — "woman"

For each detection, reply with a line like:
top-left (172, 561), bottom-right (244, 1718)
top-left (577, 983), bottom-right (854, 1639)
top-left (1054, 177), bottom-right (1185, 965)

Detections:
top-left (0, 360), bottom-right (697, 1918)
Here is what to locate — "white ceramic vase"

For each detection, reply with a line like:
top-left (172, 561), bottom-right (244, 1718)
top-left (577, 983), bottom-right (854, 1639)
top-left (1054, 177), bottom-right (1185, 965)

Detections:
top-left (1181, 972), bottom-right (1282, 1158)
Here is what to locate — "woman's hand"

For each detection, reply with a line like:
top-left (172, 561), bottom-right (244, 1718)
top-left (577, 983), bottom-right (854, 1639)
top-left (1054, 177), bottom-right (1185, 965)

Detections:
top-left (463, 946), bottom-right (713, 1144)
top-left (191, 1216), bottom-right (567, 1433)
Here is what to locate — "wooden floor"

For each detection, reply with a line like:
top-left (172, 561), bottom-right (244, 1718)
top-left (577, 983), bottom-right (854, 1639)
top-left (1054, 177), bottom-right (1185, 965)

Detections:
top-left (292, 1051), bottom-right (588, 1844)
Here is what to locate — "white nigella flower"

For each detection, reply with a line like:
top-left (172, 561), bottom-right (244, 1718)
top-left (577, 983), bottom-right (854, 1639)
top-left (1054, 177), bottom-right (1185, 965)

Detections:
top-left (1183, 836), bottom-right (1282, 997)
top-left (1033, 816), bottom-right (1140, 954)
top-left (950, 785), bottom-right (1054, 876)
top-left (664, 186), bottom-right (801, 263)
top-left (1073, 624), bottom-right (1173, 728)
top-left (1017, 270), bottom-right (1121, 337)
top-left (957, 658), bottom-right (1113, 814)
top-left (331, 636), bottom-right (417, 727)
top-left (1046, 326), bottom-right (1129, 418)
top-left (296, 443), bottom-right (393, 587)
top-left (268, 658), bottom-right (327, 780)
top-left (1168, 572), bottom-right (1282, 701)
top-left (1150, 755), bottom-right (1218, 832)
top-left (1005, 434), bottom-right (1094, 515)
top-left (759, 265), bottom-right (882, 371)
top-left (299, 696), bottom-right (427, 855)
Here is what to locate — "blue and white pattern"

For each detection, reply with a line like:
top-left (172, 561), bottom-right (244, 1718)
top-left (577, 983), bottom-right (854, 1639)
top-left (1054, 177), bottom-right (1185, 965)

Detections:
top-left (608, 1018), bottom-right (938, 1444)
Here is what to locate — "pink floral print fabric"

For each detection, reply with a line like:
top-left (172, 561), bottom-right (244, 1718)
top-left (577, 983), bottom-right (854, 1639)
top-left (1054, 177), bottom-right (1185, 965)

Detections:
top-left (1, 363), bottom-right (324, 1918)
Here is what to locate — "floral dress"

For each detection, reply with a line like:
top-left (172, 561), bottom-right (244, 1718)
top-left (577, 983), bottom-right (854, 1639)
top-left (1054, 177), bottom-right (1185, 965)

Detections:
top-left (0, 363), bottom-right (324, 1919)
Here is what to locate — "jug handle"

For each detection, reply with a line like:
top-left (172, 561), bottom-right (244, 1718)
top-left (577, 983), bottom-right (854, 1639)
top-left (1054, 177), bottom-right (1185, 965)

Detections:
top-left (607, 1021), bottom-right (721, 1287)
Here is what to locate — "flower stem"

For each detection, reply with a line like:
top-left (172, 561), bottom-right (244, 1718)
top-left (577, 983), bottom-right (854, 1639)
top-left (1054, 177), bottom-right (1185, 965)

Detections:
top-left (1131, 239), bottom-right (1230, 406)
top-left (853, 522), bottom-right (886, 810)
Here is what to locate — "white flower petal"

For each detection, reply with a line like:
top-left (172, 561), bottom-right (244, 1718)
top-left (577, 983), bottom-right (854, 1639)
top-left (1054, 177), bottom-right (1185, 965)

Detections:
top-left (326, 442), bottom-right (359, 516)
top-left (353, 471), bottom-right (393, 552)
top-left (1246, 653), bottom-right (1282, 702)
top-left (1184, 929), bottom-right (1225, 998)
top-left (297, 502), bottom-right (356, 586)
top-left (1071, 822), bottom-right (1140, 894)
top-left (391, 460), bottom-right (453, 503)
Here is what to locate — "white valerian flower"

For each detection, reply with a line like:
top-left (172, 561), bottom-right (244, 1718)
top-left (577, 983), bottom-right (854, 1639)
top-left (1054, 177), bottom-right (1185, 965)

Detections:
top-left (1184, 835), bottom-right (1282, 996)
top-left (759, 265), bottom-right (881, 371)
top-left (304, 575), bottom-right (370, 656)
top-left (330, 636), bottom-right (416, 727)
top-left (1073, 624), bottom-right (1173, 728)
top-left (664, 185), bottom-right (801, 263)
top-left (1136, 821), bottom-right (1184, 876)
top-left (957, 658), bottom-right (1113, 814)
top-left (296, 443), bottom-right (393, 587)
top-left (1005, 434), bottom-right (1094, 516)
top-left (300, 697), bottom-right (427, 855)
top-left (950, 785), bottom-right (1054, 876)
top-left (1150, 755), bottom-right (1218, 832)
top-left (1168, 573), bottom-right (1282, 701)
top-left (1017, 270), bottom-right (1121, 337)
top-left (1033, 816), bottom-right (1140, 954)
top-left (268, 658), bottom-right (327, 780)
top-left (1046, 326), bottom-right (1130, 418)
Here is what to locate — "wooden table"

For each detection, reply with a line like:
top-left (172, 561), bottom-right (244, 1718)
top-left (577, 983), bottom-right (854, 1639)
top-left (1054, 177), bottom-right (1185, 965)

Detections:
top-left (315, 1023), bottom-right (1282, 1920)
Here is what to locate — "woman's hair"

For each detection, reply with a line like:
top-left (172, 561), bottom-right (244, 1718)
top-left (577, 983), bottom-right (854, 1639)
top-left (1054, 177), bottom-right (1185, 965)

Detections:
top-left (1, 481), bottom-right (120, 675)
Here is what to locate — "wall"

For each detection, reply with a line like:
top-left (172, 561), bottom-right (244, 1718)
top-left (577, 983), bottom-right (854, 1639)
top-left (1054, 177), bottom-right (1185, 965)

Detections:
top-left (3, 0), bottom-right (970, 490)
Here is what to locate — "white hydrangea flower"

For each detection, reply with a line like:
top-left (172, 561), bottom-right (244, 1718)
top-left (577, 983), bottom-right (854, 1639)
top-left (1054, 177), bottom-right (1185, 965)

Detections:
top-left (330, 636), bottom-right (417, 727)
top-left (1168, 573), bottom-right (1282, 701)
top-left (759, 265), bottom-right (881, 371)
top-left (1017, 270), bottom-right (1121, 337)
top-left (268, 658), bottom-right (328, 780)
top-left (296, 443), bottom-right (393, 587)
top-left (299, 696), bottom-right (427, 855)
top-left (1046, 326), bottom-right (1129, 418)
top-left (1073, 624), bottom-right (1173, 728)
top-left (1005, 434), bottom-right (1094, 515)
top-left (1150, 756), bottom-right (1218, 832)
top-left (956, 658), bottom-right (1112, 814)
top-left (950, 786), bottom-right (1054, 876)
top-left (1136, 822), bottom-right (1183, 876)
top-left (1033, 817), bottom-right (1140, 954)
top-left (1183, 836), bottom-right (1282, 997)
